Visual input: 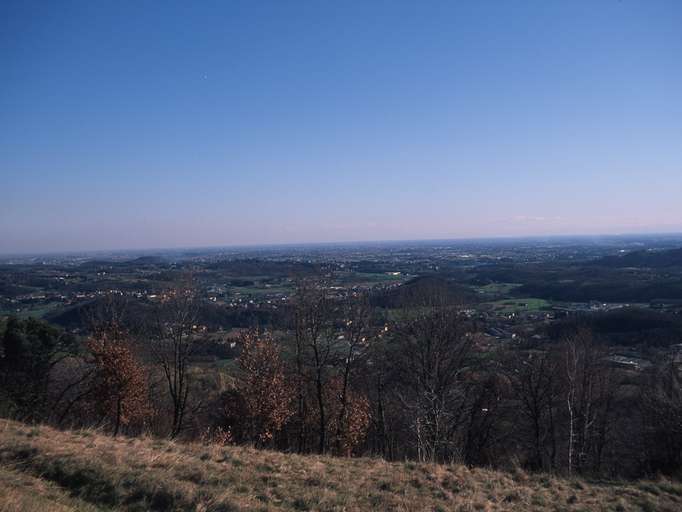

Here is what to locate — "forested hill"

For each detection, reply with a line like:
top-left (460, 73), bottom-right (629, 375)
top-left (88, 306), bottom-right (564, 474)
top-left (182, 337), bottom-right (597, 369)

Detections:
top-left (593, 247), bottom-right (682, 268)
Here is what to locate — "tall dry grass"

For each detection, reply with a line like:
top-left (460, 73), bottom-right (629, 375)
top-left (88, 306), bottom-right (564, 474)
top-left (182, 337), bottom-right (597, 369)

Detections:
top-left (1, 419), bottom-right (681, 511)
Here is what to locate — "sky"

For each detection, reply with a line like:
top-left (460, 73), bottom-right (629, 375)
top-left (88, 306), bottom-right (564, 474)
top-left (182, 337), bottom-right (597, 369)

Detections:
top-left (1, 1), bottom-right (682, 254)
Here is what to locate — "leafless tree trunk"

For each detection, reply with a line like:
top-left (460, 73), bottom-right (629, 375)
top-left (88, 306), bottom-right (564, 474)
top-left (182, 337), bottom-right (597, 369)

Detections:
top-left (639, 351), bottom-right (682, 475)
top-left (507, 350), bottom-right (560, 471)
top-left (333, 295), bottom-right (373, 455)
top-left (562, 329), bottom-right (613, 475)
top-left (395, 303), bottom-right (475, 463)
top-left (293, 280), bottom-right (333, 454)
top-left (150, 284), bottom-right (199, 438)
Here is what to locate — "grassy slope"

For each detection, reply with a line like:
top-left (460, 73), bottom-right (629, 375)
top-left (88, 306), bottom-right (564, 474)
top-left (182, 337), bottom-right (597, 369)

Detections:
top-left (0, 466), bottom-right (98, 512)
top-left (1, 420), bottom-right (681, 512)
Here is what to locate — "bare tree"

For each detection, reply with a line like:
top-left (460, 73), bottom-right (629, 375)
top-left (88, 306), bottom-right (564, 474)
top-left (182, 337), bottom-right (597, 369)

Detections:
top-left (332, 294), bottom-right (374, 455)
top-left (292, 280), bottom-right (334, 454)
top-left (507, 350), bottom-right (560, 471)
top-left (639, 350), bottom-right (682, 475)
top-left (83, 292), bottom-right (129, 340)
top-left (562, 329), bottom-right (615, 475)
top-left (395, 306), bottom-right (475, 463)
top-left (150, 285), bottom-right (199, 438)
top-left (361, 323), bottom-right (399, 459)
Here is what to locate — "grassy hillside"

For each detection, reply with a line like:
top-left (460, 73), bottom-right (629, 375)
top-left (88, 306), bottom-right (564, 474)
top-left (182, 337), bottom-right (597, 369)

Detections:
top-left (1, 420), bottom-right (681, 512)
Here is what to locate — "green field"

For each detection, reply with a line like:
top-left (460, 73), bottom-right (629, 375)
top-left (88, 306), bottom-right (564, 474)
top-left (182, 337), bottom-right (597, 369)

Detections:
top-left (484, 297), bottom-right (551, 314)
top-left (228, 285), bottom-right (292, 297)
top-left (0, 302), bottom-right (61, 320)
top-left (475, 282), bottom-right (523, 295)
top-left (342, 272), bottom-right (410, 288)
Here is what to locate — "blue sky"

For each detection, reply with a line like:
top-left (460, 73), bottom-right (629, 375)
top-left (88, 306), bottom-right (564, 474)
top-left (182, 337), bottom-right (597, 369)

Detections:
top-left (2, 1), bottom-right (681, 253)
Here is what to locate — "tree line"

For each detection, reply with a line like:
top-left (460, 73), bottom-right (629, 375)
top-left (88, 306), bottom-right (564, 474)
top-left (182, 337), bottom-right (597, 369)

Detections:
top-left (1, 281), bottom-right (681, 479)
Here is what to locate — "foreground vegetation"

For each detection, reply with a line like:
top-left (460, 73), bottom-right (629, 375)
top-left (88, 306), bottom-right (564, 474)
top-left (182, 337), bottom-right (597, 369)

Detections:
top-left (3, 284), bottom-right (682, 479)
top-left (2, 419), bottom-right (682, 512)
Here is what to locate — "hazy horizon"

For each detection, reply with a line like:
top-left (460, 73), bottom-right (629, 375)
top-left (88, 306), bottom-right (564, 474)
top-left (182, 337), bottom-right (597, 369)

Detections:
top-left (3, 229), bottom-right (682, 258)
top-left (3, 1), bottom-right (681, 254)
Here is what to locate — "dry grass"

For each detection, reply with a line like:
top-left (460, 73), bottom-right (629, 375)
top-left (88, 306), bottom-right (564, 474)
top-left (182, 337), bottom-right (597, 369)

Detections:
top-left (1, 419), bottom-right (681, 511)
top-left (0, 466), bottom-right (98, 512)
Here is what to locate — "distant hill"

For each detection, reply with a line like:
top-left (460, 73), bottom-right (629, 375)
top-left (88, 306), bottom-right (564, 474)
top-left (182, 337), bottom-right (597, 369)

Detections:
top-left (44, 298), bottom-right (154, 333)
top-left (593, 247), bottom-right (682, 268)
top-left (371, 275), bottom-right (477, 308)
top-left (78, 255), bottom-right (167, 270)
top-left (45, 296), bottom-right (284, 333)
top-left (547, 307), bottom-right (682, 347)
top-left (206, 258), bottom-right (319, 277)
top-left (1, 418), bottom-right (680, 512)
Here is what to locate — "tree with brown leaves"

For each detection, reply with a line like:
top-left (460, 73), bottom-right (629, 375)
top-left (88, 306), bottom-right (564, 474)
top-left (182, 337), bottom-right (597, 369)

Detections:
top-left (236, 330), bottom-right (294, 446)
top-left (325, 376), bottom-right (371, 456)
top-left (86, 334), bottom-right (149, 436)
